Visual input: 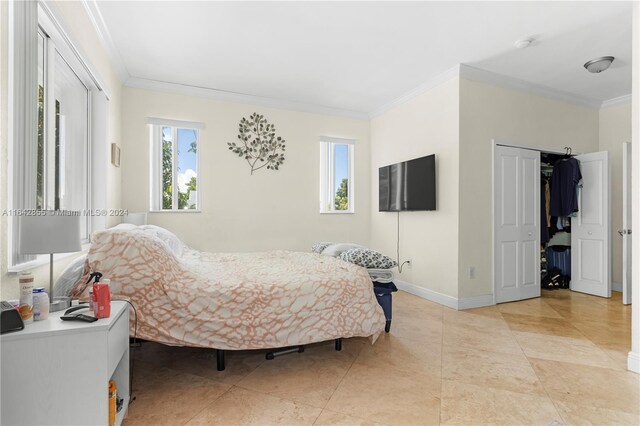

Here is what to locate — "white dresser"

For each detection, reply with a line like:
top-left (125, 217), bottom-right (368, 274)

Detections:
top-left (1, 301), bottom-right (130, 426)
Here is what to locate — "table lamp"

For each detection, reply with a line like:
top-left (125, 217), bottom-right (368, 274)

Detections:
top-left (19, 212), bottom-right (81, 312)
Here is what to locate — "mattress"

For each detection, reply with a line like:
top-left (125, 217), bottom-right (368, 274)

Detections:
top-left (71, 227), bottom-right (386, 350)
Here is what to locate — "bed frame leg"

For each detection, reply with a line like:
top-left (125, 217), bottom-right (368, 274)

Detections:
top-left (335, 338), bottom-right (342, 351)
top-left (217, 349), bottom-right (225, 371)
top-left (265, 346), bottom-right (305, 360)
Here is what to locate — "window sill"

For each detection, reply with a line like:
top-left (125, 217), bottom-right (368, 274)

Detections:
top-left (320, 211), bottom-right (355, 215)
top-left (7, 243), bottom-right (90, 273)
top-left (149, 210), bottom-right (202, 214)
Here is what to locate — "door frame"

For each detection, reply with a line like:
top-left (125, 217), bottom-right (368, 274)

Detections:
top-left (623, 142), bottom-right (632, 305)
top-left (492, 140), bottom-right (583, 304)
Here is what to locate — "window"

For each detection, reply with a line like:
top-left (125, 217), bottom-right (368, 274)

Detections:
top-left (9, 2), bottom-right (100, 270)
top-left (320, 137), bottom-right (355, 213)
top-left (149, 120), bottom-right (202, 211)
top-left (37, 28), bottom-right (90, 238)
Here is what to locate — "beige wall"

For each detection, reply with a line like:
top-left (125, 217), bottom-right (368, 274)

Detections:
top-left (599, 103), bottom-right (632, 285)
top-left (369, 78), bottom-right (460, 298)
top-left (0, 1), bottom-right (122, 299)
top-left (458, 78), bottom-right (600, 298)
top-left (121, 87), bottom-right (371, 253)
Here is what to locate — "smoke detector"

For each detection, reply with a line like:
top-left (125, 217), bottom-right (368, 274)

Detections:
top-left (514, 38), bottom-right (534, 49)
top-left (584, 56), bottom-right (615, 73)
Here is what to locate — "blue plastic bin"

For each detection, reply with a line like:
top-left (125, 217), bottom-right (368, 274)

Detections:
top-left (546, 246), bottom-right (571, 277)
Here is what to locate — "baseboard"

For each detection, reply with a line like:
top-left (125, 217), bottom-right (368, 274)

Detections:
top-left (612, 281), bottom-right (622, 292)
top-left (628, 352), bottom-right (640, 373)
top-left (394, 279), bottom-right (458, 310)
top-left (394, 279), bottom-right (495, 310)
top-left (458, 294), bottom-right (496, 310)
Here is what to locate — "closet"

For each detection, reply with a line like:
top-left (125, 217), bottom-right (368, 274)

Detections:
top-left (494, 143), bottom-right (610, 304)
top-left (540, 150), bottom-right (576, 291)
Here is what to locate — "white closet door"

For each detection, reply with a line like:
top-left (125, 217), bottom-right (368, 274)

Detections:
top-left (571, 151), bottom-right (611, 298)
top-left (494, 146), bottom-right (540, 303)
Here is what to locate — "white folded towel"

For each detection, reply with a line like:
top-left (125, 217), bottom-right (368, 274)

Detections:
top-left (368, 268), bottom-right (394, 283)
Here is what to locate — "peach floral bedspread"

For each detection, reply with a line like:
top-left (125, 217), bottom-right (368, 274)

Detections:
top-left (72, 228), bottom-right (386, 350)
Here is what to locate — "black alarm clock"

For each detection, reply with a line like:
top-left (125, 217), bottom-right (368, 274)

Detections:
top-left (1, 301), bottom-right (25, 334)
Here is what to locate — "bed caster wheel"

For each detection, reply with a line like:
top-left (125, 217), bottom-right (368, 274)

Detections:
top-left (297, 346), bottom-right (305, 353)
top-left (266, 353), bottom-right (275, 360)
top-left (385, 320), bottom-right (391, 333)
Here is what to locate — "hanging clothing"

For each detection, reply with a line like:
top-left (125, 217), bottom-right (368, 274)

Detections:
top-left (541, 177), bottom-right (550, 245)
top-left (544, 180), bottom-right (551, 227)
top-left (550, 158), bottom-right (581, 217)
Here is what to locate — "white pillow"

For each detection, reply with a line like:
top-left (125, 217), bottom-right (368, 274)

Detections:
top-left (321, 243), bottom-right (365, 257)
top-left (111, 223), bottom-right (137, 231)
top-left (138, 225), bottom-right (186, 258)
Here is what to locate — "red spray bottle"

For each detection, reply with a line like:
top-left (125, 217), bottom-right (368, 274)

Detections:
top-left (87, 272), bottom-right (111, 318)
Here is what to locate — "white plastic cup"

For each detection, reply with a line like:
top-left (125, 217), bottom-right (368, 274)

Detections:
top-left (33, 287), bottom-right (50, 321)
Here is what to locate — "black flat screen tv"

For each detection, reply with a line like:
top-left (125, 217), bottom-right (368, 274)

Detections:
top-left (379, 154), bottom-right (436, 211)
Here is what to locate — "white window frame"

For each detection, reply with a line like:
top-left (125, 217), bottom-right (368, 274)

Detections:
top-left (319, 137), bottom-right (355, 214)
top-left (8, 2), bottom-right (102, 271)
top-left (148, 118), bottom-right (203, 212)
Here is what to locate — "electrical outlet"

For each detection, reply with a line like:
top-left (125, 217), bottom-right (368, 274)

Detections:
top-left (469, 266), bottom-right (476, 279)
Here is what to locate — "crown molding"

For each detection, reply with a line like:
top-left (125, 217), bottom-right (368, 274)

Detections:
top-left (600, 94), bottom-right (632, 109)
top-left (81, 0), bottom-right (129, 83)
top-left (368, 63), bottom-right (616, 118)
top-left (38, 0), bottom-right (111, 99)
top-left (369, 65), bottom-right (461, 118)
top-left (459, 64), bottom-right (603, 110)
top-left (124, 77), bottom-right (370, 120)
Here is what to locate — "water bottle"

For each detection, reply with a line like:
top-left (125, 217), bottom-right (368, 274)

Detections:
top-left (18, 272), bottom-right (34, 323)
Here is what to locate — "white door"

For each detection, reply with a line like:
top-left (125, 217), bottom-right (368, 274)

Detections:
top-left (622, 143), bottom-right (632, 305)
top-left (494, 145), bottom-right (540, 303)
top-left (572, 151), bottom-right (611, 297)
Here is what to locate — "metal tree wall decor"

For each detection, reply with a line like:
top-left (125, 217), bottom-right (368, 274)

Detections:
top-left (227, 113), bottom-right (286, 175)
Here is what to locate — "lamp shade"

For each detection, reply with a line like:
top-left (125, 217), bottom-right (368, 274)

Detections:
top-left (19, 212), bottom-right (82, 254)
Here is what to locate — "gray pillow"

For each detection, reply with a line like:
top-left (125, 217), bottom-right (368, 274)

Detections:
top-left (339, 248), bottom-right (398, 269)
top-left (54, 254), bottom-right (88, 297)
top-left (311, 242), bottom-right (334, 254)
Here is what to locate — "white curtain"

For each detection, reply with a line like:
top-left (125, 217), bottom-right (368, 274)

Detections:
top-left (10, 0), bottom-right (38, 266)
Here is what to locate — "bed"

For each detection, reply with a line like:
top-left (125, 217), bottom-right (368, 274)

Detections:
top-left (69, 225), bottom-right (386, 369)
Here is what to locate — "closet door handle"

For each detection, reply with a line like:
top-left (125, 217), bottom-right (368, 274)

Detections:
top-left (528, 232), bottom-right (532, 236)
top-left (588, 231), bottom-right (593, 235)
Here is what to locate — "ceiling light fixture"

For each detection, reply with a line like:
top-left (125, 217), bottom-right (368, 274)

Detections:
top-left (583, 56), bottom-right (615, 73)
top-left (514, 38), bottom-right (534, 49)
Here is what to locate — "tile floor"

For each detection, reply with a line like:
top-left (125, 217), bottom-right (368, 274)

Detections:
top-left (124, 290), bottom-right (639, 425)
